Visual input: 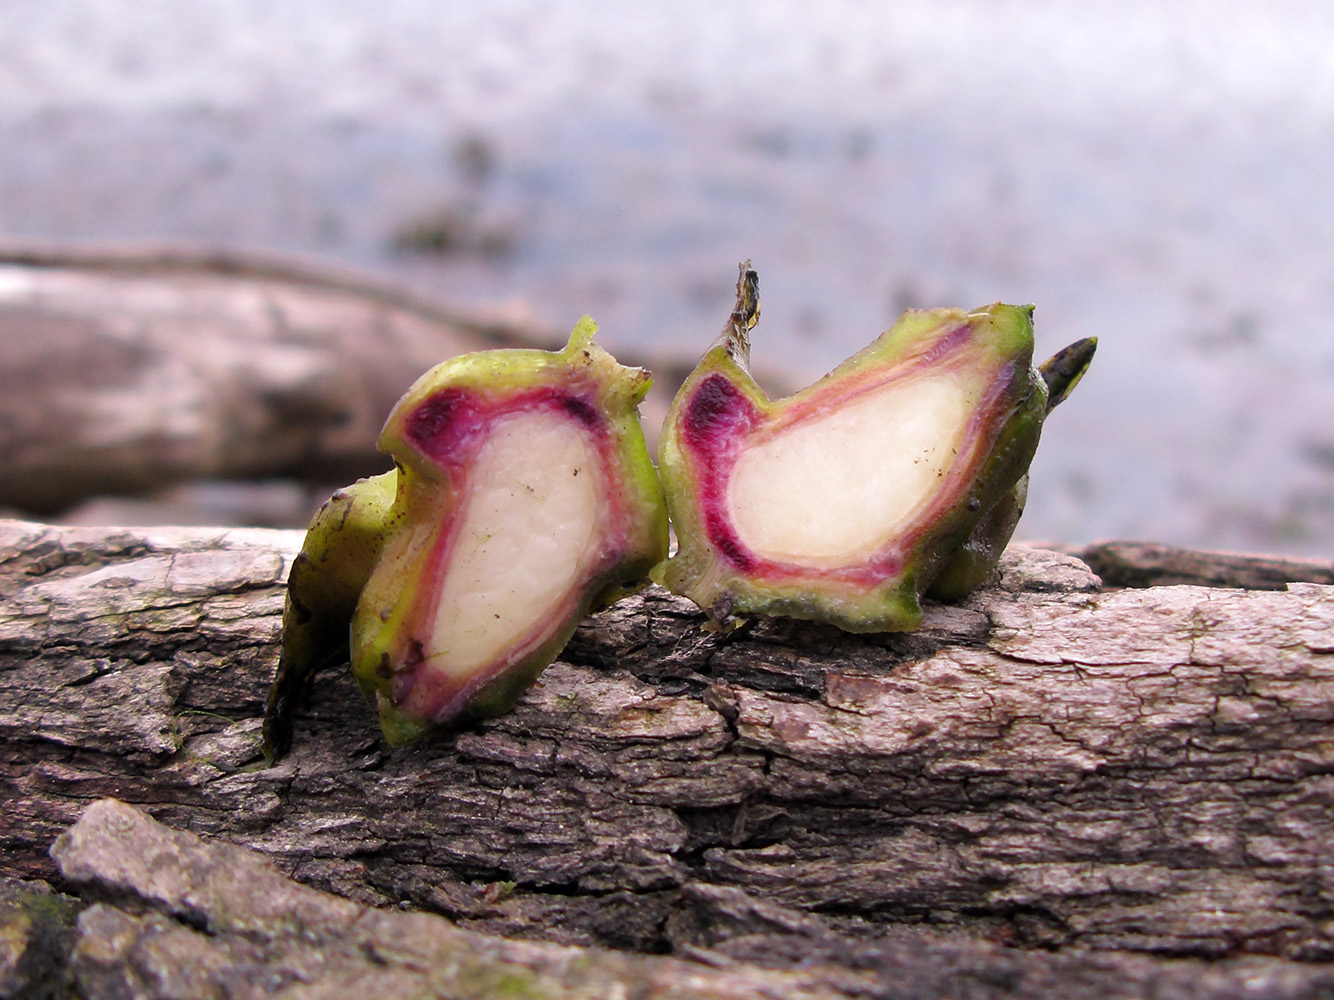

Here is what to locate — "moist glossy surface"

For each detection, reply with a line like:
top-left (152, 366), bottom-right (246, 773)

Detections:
top-left (729, 374), bottom-right (972, 563)
top-left (425, 408), bottom-right (602, 676)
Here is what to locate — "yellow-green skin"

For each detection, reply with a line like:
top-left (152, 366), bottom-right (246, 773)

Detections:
top-left (264, 319), bottom-right (667, 756)
top-left (264, 470), bottom-right (397, 759)
top-left (653, 296), bottom-right (1051, 633)
top-left (928, 333), bottom-right (1098, 600)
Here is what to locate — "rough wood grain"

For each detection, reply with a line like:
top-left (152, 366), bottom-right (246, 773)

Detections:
top-left (47, 797), bottom-right (846, 1000)
top-left (1079, 540), bottom-right (1334, 591)
top-left (2, 519), bottom-right (1334, 996)
top-left (23, 797), bottom-right (1334, 1000)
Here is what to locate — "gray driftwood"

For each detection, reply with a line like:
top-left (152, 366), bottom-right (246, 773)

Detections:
top-left (0, 243), bottom-right (558, 516)
top-left (2, 518), bottom-right (1334, 998)
top-left (0, 243), bottom-right (702, 519)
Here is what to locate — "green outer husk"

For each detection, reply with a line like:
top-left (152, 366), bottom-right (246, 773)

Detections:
top-left (653, 276), bottom-right (1051, 632)
top-left (351, 317), bottom-right (668, 744)
top-left (263, 470), bottom-right (398, 760)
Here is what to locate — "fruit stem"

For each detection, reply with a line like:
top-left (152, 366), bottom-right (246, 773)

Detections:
top-left (720, 260), bottom-right (760, 363)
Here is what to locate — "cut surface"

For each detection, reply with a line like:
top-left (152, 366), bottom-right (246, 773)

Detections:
top-left (727, 375), bottom-right (972, 563)
top-left (427, 408), bottom-right (602, 675)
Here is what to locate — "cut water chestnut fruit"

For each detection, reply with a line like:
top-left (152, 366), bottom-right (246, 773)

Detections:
top-left (652, 262), bottom-right (1095, 633)
top-left (263, 318), bottom-right (667, 757)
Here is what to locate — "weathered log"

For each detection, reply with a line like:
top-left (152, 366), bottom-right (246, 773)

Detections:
top-left (41, 798), bottom-right (850, 1000)
top-left (7, 796), bottom-right (1329, 1000)
top-left (2, 518), bottom-right (1334, 996)
top-left (0, 243), bottom-right (697, 518)
top-left (0, 243), bottom-right (545, 515)
top-left (1079, 540), bottom-right (1334, 591)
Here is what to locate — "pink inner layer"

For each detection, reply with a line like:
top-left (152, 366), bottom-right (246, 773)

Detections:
top-left (391, 384), bottom-right (630, 723)
top-left (679, 337), bottom-right (1016, 587)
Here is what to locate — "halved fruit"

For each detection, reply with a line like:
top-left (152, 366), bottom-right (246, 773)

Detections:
top-left (264, 317), bottom-right (668, 756)
top-left (652, 263), bottom-right (1094, 632)
top-left (263, 469), bottom-right (397, 760)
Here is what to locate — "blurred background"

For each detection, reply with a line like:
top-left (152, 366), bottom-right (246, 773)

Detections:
top-left (1, 0), bottom-right (1332, 557)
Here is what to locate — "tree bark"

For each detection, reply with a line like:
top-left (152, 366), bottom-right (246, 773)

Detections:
top-left (2, 518), bottom-right (1334, 997)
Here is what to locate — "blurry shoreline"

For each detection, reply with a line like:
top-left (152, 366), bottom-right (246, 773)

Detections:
top-left (1, 1), bottom-right (1332, 556)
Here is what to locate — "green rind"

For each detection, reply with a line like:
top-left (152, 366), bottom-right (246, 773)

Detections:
top-left (351, 318), bottom-right (668, 744)
top-left (928, 334), bottom-right (1099, 597)
top-left (263, 470), bottom-right (398, 760)
top-left (369, 504), bottom-right (667, 746)
top-left (653, 300), bottom-right (1050, 632)
top-left (928, 476), bottom-right (1028, 600)
top-left (372, 554), bottom-right (655, 746)
top-left (377, 315), bottom-right (653, 475)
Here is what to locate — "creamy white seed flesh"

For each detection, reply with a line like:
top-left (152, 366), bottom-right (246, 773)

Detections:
top-left (429, 409), bottom-right (602, 674)
top-left (727, 375), bottom-right (972, 563)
